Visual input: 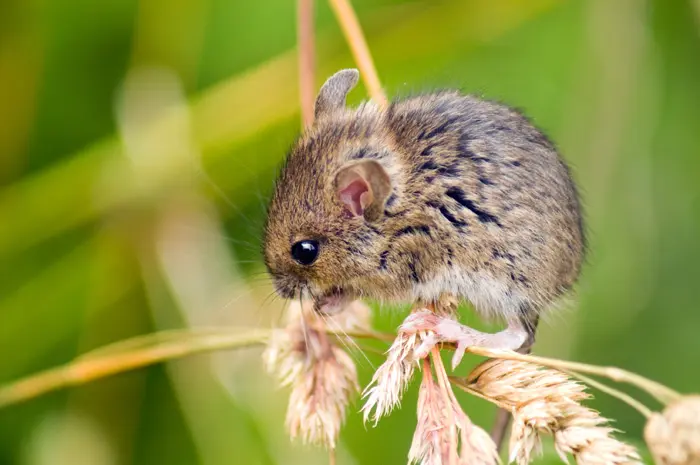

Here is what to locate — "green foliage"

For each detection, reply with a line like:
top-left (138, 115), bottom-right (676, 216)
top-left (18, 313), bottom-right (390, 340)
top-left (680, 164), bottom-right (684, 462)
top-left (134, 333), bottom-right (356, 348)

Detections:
top-left (0, 0), bottom-right (698, 463)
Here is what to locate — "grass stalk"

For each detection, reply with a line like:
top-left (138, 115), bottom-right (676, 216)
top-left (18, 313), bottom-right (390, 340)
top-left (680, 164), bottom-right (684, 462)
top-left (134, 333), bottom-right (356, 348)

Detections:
top-left (327, 0), bottom-right (387, 107)
top-left (298, 0), bottom-right (316, 127)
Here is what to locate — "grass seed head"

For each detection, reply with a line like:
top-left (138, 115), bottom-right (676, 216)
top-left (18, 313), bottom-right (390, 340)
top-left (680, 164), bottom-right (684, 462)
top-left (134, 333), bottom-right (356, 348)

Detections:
top-left (468, 359), bottom-right (641, 465)
top-left (645, 395), bottom-right (700, 465)
top-left (264, 300), bottom-right (361, 448)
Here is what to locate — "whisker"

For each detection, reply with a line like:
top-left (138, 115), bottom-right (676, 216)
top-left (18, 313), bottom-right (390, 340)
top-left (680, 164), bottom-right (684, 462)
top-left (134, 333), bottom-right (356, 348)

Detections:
top-left (192, 166), bottom-right (259, 226)
top-left (261, 290), bottom-right (280, 309)
top-left (218, 287), bottom-right (256, 313)
top-left (255, 185), bottom-right (269, 214)
top-left (272, 298), bottom-right (289, 328)
top-left (305, 287), bottom-right (375, 371)
top-left (247, 275), bottom-right (271, 281)
top-left (299, 290), bottom-right (310, 358)
top-left (173, 223), bottom-right (260, 249)
top-left (247, 271), bottom-right (272, 278)
top-left (319, 311), bottom-right (375, 371)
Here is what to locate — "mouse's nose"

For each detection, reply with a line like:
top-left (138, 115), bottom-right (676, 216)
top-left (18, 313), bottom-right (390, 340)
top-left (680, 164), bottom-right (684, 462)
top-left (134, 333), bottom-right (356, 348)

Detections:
top-left (272, 274), bottom-right (305, 300)
top-left (275, 285), bottom-right (296, 299)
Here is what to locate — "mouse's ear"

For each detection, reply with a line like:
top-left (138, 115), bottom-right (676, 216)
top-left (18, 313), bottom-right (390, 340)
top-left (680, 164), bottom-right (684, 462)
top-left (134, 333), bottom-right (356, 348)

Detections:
top-left (314, 69), bottom-right (360, 122)
top-left (334, 159), bottom-right (391, 222)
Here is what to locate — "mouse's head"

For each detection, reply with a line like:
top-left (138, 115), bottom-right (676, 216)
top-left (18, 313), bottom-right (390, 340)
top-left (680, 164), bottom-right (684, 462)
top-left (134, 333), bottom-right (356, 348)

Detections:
top-left (263, 69), bottom-right (401, 313)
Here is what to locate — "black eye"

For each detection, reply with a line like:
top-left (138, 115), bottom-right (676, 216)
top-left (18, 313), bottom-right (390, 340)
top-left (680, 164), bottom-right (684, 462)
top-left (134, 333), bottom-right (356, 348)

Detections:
top-left (291, 240), bottom-right (320, 265)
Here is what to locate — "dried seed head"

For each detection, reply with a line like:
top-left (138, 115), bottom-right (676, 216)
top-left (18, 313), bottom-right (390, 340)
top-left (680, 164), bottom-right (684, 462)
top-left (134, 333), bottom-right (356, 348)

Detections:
top-left (264, 329), bottom-right (304, 386)
top-left (363, 305), bottom-right (475, 426)
top-left (457, 414), bottom-right (501, 465)
top-left (409, 362), bottom-right (499, 465)
top-left (554, 426), bottom-right (641, 465)
top-left (468, 359), bottom-right (589, 408)
top-left (361, 331), bottom-right (423, 424)
top-left (264, 300), bottom-right (360, 448)
top-left (468, 359), bottom-right (641, 465)
top-left (509, 401), bottom-right (558, 464)
top-left (285, 343), bottom-right (359, 448)
top-left (645, 395), bottom-right (700, 465)
top-left (463, 423), bottom-right (502, 465)
top-left (409, 367), bottom-right (451, 465)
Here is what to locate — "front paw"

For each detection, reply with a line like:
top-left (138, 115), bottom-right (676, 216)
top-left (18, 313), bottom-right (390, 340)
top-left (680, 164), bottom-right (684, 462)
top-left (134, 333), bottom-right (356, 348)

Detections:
top-left (399, 310), bottom-right (440, 333)
top-left (399, 311), bottom-right (474, 368)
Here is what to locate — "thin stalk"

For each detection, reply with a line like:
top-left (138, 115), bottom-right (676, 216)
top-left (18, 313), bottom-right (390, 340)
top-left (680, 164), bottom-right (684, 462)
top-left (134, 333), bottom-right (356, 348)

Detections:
top-left (432, 348), bottom-right (458, 465)
top-left (0, 325), bottom-right (681, 418)
top-left (0, 327), bottom-right (391, 409)
top-left (563, 369), bottom-right (654, 418)
top-left (297, 0), bottom-right (316, 127)
top-left (341, 330), bottom-right (395, 342)
top-left (78, 327), bottom-right (236, 359)
top-left (449, 377), bottom-right (512, 411)
top-left (327, 0), bottom-right (387, 107)
top-left (0, 329), bottom-right (271, 408)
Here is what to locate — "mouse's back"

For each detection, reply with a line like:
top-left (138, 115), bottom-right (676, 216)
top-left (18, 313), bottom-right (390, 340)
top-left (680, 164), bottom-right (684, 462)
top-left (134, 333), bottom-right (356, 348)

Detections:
top-left (382, 91), bottom-right (585, 318)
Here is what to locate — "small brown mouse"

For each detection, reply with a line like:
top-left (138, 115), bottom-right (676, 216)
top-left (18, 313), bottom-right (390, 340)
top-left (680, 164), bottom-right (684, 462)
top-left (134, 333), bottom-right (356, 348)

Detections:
top-left (264, 67), bottom-right (583, 364)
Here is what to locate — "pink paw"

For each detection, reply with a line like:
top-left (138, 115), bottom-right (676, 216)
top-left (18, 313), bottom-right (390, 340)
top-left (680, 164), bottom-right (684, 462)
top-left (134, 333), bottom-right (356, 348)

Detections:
top-left (399, 310), bottom-right (441, 333)
top-left (400, 311), bottom-right (476, 369)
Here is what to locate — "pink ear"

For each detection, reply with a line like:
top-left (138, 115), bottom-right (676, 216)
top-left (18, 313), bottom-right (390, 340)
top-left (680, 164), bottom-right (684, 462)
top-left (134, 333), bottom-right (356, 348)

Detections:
top-left (334, 160), bottom-right (391, 221)
top-left (338, 174), bottom-right (373, 217)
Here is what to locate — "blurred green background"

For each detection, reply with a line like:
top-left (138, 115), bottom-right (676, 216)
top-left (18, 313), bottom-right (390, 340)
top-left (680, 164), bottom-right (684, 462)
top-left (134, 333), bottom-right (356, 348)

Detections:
top-left (1, 0), bottom-right (699, 463)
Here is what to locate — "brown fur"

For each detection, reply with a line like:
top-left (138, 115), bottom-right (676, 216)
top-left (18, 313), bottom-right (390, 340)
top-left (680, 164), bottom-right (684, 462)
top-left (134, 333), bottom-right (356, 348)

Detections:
top-left (263, 69), bottom-right (584, 325)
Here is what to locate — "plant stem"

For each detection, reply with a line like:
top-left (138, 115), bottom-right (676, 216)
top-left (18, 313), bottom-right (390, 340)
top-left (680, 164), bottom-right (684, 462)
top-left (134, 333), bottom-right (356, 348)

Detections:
top-left (432, 348), bottom-right (458, 465)
top-left (342, 330), bottom-right (395, 342)
top-left (0, 329), bottom-right (271, 408)
top-left (327, 0), bottom-right (387, 107)
top-left (0, 326), bottom-right (681, 417)
top-left (297, 0), bottom-right (316, 127)
top-left (78, 327), bottom-right (238, 359)
top-left (449, 377), bottom-right (512, 411)
top-left (563, 369), bottom-right (654, 418)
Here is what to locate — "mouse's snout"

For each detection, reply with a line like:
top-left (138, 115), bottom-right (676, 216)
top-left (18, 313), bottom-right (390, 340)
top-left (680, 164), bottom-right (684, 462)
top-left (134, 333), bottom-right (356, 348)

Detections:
top-left (269, 272), bottom-right (306, 300)
top-left (263, 233), bottom-right (308, 299)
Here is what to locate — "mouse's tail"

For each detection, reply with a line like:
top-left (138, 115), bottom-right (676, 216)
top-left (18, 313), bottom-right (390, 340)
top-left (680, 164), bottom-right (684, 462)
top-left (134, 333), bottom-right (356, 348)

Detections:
top-left (491, 408), bottom-right (513, 454)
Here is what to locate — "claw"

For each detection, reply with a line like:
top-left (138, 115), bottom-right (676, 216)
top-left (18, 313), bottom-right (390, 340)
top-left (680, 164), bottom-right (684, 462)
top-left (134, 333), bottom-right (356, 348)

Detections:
top-left (413, 333), bottom-right (437, 360)
top-left (452, 341), bottom-right (468, 370)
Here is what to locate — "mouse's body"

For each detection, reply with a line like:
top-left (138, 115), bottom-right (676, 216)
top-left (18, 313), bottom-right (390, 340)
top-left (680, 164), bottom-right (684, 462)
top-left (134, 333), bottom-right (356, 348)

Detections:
top-left (264, 69), bottom-right (584, 341)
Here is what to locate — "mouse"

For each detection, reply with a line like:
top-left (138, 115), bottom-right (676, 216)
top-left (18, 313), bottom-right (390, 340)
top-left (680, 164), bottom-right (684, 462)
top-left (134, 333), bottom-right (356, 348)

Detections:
top-left (263, 68), bottom-right (585, 445)
top-left (263, 66), bottom-right (583, 388)
top-left (264, 66), bottom-right (583, 346)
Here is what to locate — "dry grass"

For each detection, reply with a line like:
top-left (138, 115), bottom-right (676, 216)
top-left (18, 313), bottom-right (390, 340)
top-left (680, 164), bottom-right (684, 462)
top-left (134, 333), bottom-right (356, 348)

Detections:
top-left (408, 354), bottom-right (500, 465)
top-left (465, 359), bottom-right (642, 465)
top-left (357, 305), bottom-right (652, 464)
top-left (264, 300), bottom-right (371, 448)
top-left (645, 395), bottom-right (700, 465)
top-left (327, 0), bottom-right (387, 107)
top-left (361, 330), bottom-right (424, 424)
top-left (0, 306), bottom-right (696, 464)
